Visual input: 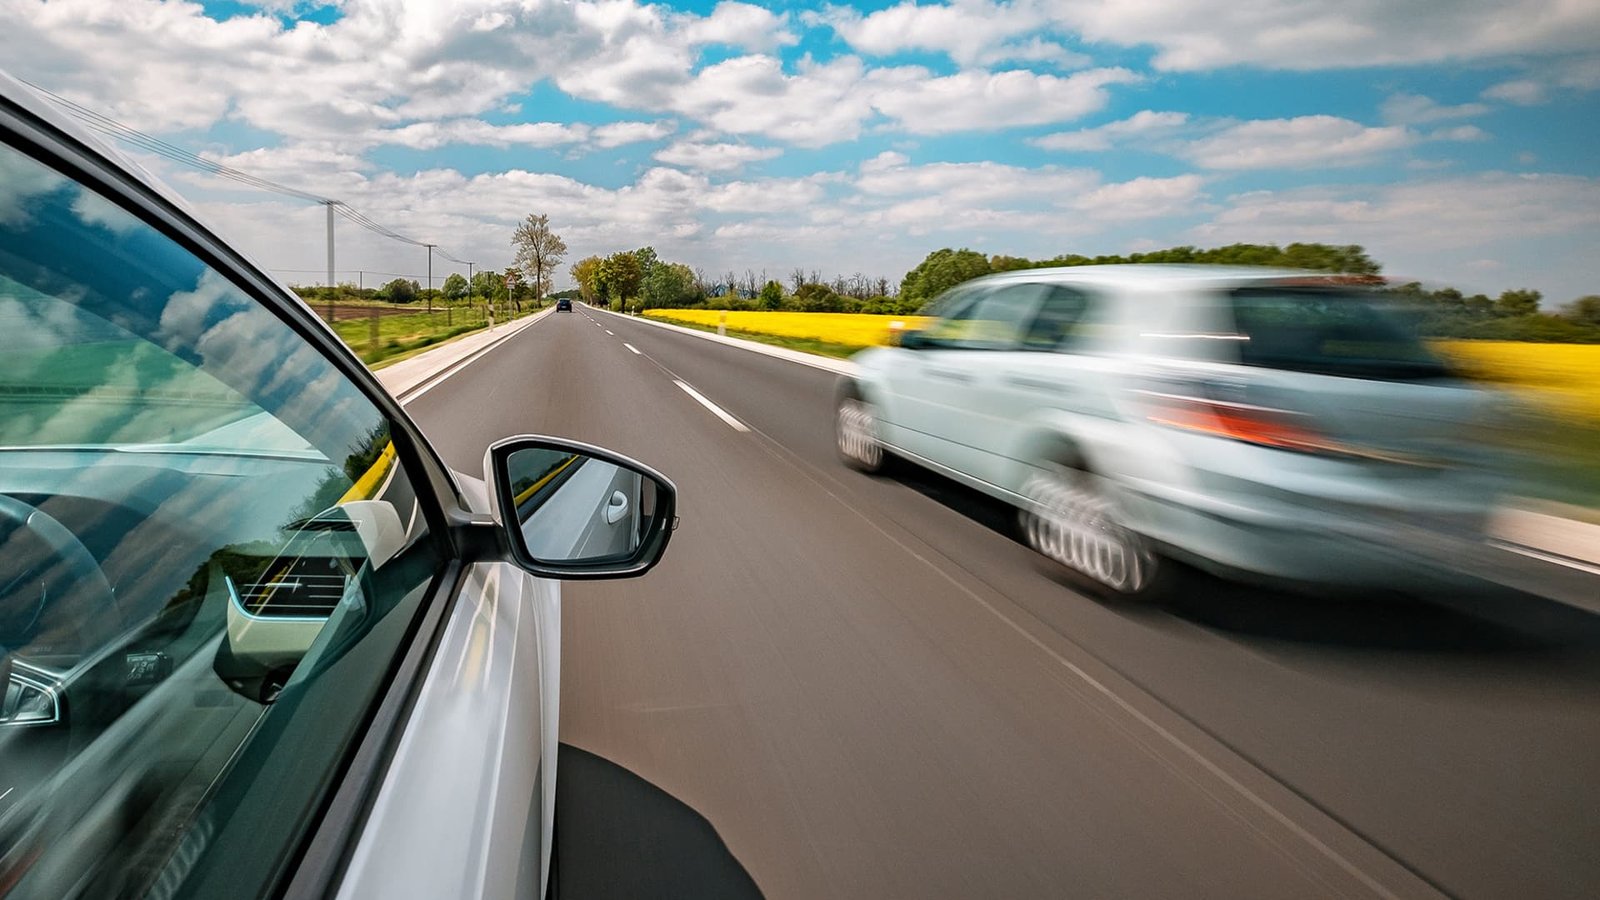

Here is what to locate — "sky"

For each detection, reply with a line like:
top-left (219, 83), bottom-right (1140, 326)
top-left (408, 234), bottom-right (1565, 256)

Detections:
top-left (1, 0), bottom-right (1597, 302)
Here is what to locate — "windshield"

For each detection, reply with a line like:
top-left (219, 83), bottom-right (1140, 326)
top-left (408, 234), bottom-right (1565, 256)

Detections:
top-left (1227, 287), bottom-right (1454, 380)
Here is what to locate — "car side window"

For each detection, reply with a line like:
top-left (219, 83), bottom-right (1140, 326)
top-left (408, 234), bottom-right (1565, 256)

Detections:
top-left (922, 283), bottom-right (1046, 350)
top-left (1021, 285), bottom-right (1092, 351)
top-left (0, 138), bottom-right (445, 897)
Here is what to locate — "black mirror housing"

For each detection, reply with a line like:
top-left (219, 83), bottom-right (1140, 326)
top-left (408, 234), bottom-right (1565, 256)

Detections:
top-left (484, 436), bottom-right (678, 580)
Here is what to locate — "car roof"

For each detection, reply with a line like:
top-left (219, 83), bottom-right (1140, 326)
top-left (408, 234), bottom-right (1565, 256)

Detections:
top-left (972, 264), bottom-right (1379, 290)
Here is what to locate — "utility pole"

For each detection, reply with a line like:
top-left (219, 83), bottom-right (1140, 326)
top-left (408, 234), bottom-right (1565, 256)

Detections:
top-left (324, 200), bottom-right (336, 288)
top-left (425, 244), bottom-right (435, 313)
top-left (467, 261), bottom-right (475, 304)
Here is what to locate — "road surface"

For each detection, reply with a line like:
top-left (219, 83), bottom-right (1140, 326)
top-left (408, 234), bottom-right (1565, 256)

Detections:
top-left (403, 305), bottom-right (1600, 899)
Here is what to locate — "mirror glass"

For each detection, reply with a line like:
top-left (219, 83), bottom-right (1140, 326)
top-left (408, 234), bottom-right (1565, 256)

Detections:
top-left (502, 446), bottom-right (665, 565)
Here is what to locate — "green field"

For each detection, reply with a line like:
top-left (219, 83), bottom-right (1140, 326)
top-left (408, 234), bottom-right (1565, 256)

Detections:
top-left (327, 304), bottom-right (535, 365)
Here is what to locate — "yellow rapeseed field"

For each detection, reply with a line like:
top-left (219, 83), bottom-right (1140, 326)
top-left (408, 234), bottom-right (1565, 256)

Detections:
top-left (644, 311), bottom-right (1597, 422)
top-left (645, 309), bottom-right (932, 348)
top-left (1433, 340), bottom-right (1600, 421)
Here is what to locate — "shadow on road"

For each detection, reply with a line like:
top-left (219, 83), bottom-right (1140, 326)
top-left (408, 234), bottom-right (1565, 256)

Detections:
top-left (886, 462), bottom-right (1600, 659)
top-left (554, 744), bottom-right (764, 900)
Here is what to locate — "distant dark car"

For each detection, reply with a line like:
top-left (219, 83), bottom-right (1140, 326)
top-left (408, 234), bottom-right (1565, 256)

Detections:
top-left (556, 297), bottom-right (573, 312)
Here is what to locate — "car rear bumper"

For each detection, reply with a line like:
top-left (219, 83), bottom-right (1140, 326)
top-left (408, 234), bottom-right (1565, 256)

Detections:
top-left (1124, 476), bottom-right (1502, 592)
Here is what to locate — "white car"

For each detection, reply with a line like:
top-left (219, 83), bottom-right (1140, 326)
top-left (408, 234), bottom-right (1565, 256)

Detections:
top-left (0, 72), bottom-right (677, 897)
top-left (837, 266), bottom-right (1505, 599)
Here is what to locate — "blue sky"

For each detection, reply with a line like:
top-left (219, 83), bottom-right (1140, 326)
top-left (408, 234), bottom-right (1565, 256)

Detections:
top-left (3, 0), bottom-right (1597, 302)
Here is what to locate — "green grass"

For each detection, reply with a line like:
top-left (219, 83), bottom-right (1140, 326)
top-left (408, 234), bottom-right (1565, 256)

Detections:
top-left (648, 316), bottom-right (862, 359)
top-left (327, 305), bottom-right (538, 366)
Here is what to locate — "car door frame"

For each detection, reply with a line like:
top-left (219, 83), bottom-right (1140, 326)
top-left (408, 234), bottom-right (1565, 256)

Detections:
top-left (0, 89), bottom-right (541, 899)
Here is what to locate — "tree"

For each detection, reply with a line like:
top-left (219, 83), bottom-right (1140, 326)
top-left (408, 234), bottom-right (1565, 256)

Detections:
top-left (471, 270), bottom-right (506, 302)
top-left (641, 262), bottom-right (695, 309)
top-left (382, 278), bottom-right (417, 304)
top-left (899, 248), bottom-right (993, 305)
top-left (790, 268), bottom-right (806, 293)
top-left (1496, 288), bottom-right (1541, 317)
top-left (634, 246), bottom-right (659, 280)
top-left (442, 272), bottom-right (468, 301)
top-left (570, 256), bottom-right (602, 303)
top-left (795, 282), bottom-right (843, 312)
top-left (511, 213), bottom-right (567, 305)
top-left (1563, 295), bottom-right (1600, 326)
top-left (758, 280), bottom-right (784, 310)
top-left (596, 250), bottom-right (643, 308)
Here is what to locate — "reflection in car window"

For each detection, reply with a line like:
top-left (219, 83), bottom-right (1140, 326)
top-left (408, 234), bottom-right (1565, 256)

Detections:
top-left (1021, 286), bottom-right (1091, 351)
top-left (923, 283), bottom-right (1046, 349)
top-left (0, 140), bottom-right (443, 897)
top-left (1228, 288), bottom-right (1452, 381)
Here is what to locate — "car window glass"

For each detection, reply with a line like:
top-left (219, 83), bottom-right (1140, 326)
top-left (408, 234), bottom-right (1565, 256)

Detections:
top-left (1228, 288), bottom-right (1452, 380)
top-left (0, 139), bottom-right (444, 898)
top-left (1021, 286), bottom-right (1091, 351)
top-left (922, 283), bottom-right (1045, 350)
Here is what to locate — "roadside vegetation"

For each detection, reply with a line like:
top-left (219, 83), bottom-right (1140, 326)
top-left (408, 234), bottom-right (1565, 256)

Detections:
top-left (292, 209), bottom-right (572, 366)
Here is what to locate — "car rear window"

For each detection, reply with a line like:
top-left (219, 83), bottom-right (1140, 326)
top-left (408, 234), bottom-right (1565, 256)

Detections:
top-left (1227, 288), bottom-right (1452, 380)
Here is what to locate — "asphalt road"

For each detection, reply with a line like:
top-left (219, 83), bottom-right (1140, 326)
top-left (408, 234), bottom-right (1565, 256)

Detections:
top-left (403, 305), bottom-right (1600, 900)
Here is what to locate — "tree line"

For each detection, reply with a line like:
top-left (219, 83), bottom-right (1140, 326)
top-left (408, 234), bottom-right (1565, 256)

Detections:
top-left (292, 214), bottom-right (1598, 343)
top-left (568, 247), bottom-right (907, 314)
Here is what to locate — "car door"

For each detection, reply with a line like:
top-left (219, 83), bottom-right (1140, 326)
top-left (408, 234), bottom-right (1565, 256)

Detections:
top-left (964, 282), bottom-right (1114, 490)
top-left (890, 282), bottom-right (1047, 483)
top-left (0, 89), bottom-right (677, 900)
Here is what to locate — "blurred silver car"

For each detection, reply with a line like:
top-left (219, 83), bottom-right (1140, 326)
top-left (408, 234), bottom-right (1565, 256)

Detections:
top-left (837, 265), bottom-right (1505, 598)
top-left (0, 73), bottom-right (677, 897)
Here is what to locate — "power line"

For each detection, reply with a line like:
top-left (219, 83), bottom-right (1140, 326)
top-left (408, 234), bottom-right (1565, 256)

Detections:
top-left (23, 79), bottom-right (476, 264)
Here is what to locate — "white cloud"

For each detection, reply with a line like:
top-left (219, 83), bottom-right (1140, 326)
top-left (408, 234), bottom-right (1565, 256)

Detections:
top-left (1031, 110), bottom-right (1189, 151)
top-left (870, 67), bottom-right (1140, 134)
top-left (974, 37), bottom-right (1090, 69)
top-left (1048, 0), bottom-right (1600, 71)
top-left (812, 0), bottom-right (1048, 67)
top-left (376, 120), bottom-right (591, 150)
top-left (1196, 173), bottom-right (1600, 255)
top-left (680, 2), bottom-right (797, 51)
top-left (1380, 92), bottom-right (1489, 124)
top-left (1428, 124), bottom-right (1489, 142)
top-left (1071, 174), bottom-right (1206, 220)
top-left (1483, 79), bottom-right (1548, 104)
top-left (591, 120), bottom-right (678, 148)
top-left (654, 141), bottom-right (782, 172)
top-left (1181, 116), bottom-right (1414, 170)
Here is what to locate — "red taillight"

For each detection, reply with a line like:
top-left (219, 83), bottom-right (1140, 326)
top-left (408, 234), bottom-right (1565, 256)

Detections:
top-left (1142, 392), bottom-right (1342, 454)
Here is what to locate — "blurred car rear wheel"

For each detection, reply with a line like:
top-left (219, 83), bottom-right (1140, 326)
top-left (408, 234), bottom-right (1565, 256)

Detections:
top-left (836, 391), bottom-right (892, 475)
top-left (1021, 464), bottom-right (1169, 601)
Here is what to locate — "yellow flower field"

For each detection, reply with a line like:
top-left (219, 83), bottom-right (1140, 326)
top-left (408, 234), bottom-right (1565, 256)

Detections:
top-left (645, 309), bottom-right (932, 348)
top-left (644, 311), bottom-right (1598, 422)
top-left (1433, 340), bottom-right (1600, 421)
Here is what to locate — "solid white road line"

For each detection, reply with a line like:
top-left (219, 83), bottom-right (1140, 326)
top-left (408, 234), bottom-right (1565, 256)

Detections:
top-left (395, 311), bottom-right (547, 405)
top-left (624, 343), bottom-right (641, 355)
top-left (675, 380), bottom-right (749, 432)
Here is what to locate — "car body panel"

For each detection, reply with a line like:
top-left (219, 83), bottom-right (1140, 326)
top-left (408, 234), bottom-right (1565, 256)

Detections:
top-left (335, 560), bottom-right (558, 900)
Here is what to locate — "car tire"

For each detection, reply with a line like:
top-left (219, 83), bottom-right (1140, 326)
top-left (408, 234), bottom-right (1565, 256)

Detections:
top-left (836, 388), bottom-right (893, 475)
top-left (1019, 463), bottom-right (1171, 601)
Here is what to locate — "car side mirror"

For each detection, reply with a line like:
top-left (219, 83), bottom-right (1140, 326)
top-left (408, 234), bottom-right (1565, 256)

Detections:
top-left (485, 436), bottom-right (678, 580)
